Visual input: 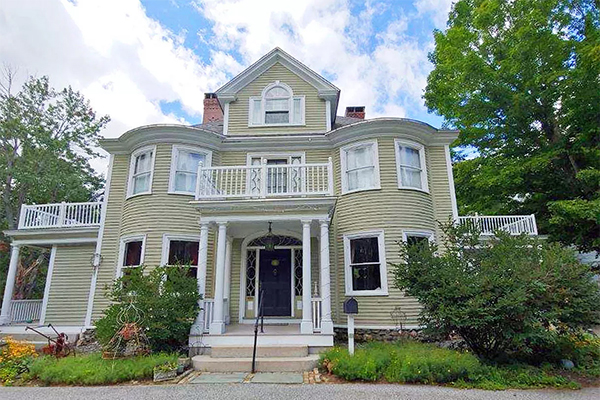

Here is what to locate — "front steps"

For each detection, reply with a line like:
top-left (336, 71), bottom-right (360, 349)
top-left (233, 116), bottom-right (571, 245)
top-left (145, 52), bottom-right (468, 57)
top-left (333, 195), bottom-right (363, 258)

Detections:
top-left (192, 345), bottom-right (320, 372)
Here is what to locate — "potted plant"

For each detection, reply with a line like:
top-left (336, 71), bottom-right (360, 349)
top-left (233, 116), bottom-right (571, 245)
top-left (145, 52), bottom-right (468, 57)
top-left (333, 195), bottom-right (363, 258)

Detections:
top-left (153, 361), bottom-right (178, 382)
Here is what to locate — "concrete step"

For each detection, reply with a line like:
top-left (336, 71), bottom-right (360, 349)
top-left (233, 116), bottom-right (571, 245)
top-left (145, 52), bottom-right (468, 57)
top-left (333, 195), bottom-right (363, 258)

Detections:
top-left (211, 345), bottom-right (308, 358)
top-left (192, 354), bottom-right (320, 372)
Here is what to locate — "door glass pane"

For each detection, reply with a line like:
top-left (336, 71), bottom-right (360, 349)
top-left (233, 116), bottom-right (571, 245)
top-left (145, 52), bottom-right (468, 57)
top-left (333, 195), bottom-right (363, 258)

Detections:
top-left (267, 159), bottom-right (287, 194)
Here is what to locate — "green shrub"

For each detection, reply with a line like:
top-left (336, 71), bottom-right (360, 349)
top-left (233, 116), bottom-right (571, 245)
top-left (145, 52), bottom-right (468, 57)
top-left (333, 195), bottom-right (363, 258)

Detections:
top-left (391, 221), bottom-right (600, 361)
top-left (95, 265), bottom-right (200, 353)
top-left (27, 353), bottom-right (177, 385)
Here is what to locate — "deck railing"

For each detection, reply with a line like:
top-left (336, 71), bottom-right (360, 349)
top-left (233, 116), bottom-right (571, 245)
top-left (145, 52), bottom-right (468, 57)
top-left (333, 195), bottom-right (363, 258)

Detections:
top-left (18, 202), bottom-right (102, 229)
top-left (312, 297), bottom-right (322, 332)
top-left (195, 159), bottom-right (334, 200)
top-left (10, 299), bottom-right (43, 323)
top-left (458, 215), bottom-right (538, 235)
top-left (201, 298), bottom-right (229, 333)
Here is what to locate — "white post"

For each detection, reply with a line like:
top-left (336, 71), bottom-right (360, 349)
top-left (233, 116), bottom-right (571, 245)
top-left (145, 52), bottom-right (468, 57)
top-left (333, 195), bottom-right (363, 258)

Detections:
top-left (210, 222), bottom-right (228, 335)
top-left (0, 244), bottom-right (21, 325)
top-left (319, 220), bottom-right (334, 334)
top-left (223, 236), bottom-right (232, 324)
top-left (39, 245), bottom-right (57, 325)
top-left (348, 314), bottom-right (355, 355)
top-left (327, 157), bottom-right (334, 196)
top-left (300, 219), bottom-right (313, 334)
top-left (260, 159), bottom-right (268, 198)
top-left (191, 222), bottom-right (210, 335)
top-left (58, 202), bottom-right (66, 227)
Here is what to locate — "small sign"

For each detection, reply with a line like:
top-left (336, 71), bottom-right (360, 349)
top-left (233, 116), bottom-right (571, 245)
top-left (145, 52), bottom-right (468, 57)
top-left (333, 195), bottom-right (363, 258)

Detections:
top-left (247, 301), bottom-right (254, 310)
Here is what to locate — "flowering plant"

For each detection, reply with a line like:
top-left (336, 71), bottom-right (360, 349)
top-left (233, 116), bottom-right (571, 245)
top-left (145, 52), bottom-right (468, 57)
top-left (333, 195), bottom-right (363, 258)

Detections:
top-left (0, 336), bottom-right (38, 385)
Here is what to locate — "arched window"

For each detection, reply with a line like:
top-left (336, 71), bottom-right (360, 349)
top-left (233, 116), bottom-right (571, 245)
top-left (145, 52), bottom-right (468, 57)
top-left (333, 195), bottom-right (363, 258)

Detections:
top-left (249, 81), bottom-right (305, 126)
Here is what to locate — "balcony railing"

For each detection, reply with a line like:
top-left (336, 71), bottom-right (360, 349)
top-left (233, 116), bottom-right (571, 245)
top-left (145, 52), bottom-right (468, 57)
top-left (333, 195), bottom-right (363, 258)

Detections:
top-left (195, 159), bottom-right (334, 200)
top-left (458, 215), bottom-right (538, 235)
top-left (18, 202), bottom-right (102, 230)
top-left (10, 299), bottom-right (43, 323)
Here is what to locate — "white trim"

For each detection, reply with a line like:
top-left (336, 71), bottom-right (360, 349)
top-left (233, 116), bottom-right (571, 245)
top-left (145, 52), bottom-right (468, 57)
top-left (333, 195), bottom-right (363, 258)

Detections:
top-left (201, 213), bottom-right (329, 224)
top-left (39, 245), bottom-right (57, 325)
top-left (245, 152), bottom-right (306, 166)
top-left (160, 233), bottom-right (202, 266)
top-left (402, 229), bottom-right (435, 243)
top-left (343, 229), bottom-right (388, 296)
top-left (126, 145), bottom-right (156, 198)
top-left (445, 144), bottom-right (459, 221)
top-left (168, 145), bottom-right (213, 195)
top-left (223, 102), bottom-right (230, 135)
top-left (116, 234), bottom-right (147, 279)
top-left (394, 138), bottom-right (429, 193)
top-left (339, 139), bottom-right (381, 194)
top-left (325, 100), bottom-right (332, 131)
top-left (12, 237), bottom-right (98, 246)
top-left (85, 154), bottom-right (114, 326)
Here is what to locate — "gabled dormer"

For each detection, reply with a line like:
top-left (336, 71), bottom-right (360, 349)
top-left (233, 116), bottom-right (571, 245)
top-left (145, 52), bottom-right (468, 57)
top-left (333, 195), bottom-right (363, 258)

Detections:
top-left (215, 48), bottom-right (340, 135)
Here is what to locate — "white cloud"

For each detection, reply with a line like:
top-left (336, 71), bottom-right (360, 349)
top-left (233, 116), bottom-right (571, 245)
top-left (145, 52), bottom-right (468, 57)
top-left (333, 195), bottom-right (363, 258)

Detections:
top-left (414, 0), bottom-right (455, 29)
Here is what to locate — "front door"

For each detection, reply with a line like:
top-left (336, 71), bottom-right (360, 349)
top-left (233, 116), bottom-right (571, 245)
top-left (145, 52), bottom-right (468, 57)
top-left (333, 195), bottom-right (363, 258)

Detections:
top-left (259, 249), bottom-right (292, 317)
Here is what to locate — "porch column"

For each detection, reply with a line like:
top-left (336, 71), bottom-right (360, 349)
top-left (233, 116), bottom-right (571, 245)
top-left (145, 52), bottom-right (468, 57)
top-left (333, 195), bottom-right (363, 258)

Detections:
top-left (210, 222), bottom-right (228, 335)
top-left (300, 220), bottom-right (313, 334)
top-left (319, 220), bottom-right (334, 334)
top-left (191, 222), bottom-right (210, 335)
top-left (223, 237), bottom-right (232, 324)
top-left (0, 244), bottom-right (20, 325)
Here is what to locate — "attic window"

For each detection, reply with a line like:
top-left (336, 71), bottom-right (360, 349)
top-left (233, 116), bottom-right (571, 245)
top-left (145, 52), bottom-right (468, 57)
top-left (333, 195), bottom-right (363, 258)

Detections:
top-left (249, 81), bottom-right (305, 127)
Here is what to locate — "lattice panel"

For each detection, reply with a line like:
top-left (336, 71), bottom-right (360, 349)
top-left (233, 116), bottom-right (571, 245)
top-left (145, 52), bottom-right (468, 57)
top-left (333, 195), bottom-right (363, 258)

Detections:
top-left (294, 249), bottom-right (303, 296)
top-left (246, 249), bottom-right (256, 296)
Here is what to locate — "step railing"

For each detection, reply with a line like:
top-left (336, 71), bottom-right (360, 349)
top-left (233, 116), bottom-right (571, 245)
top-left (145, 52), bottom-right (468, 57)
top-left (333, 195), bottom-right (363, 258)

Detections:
top-left (457, 215), bottom-right (538, 235)
top-left (312, 297), bottom-right (322, 332)
top-left (10, 299), bottom-right (43, 323)
top-left (201, 298), bottom-right (228, 333)
top-left (195, 158), bottom-right (334, 200)
top-left (18, 202), bottom-right (102, 229)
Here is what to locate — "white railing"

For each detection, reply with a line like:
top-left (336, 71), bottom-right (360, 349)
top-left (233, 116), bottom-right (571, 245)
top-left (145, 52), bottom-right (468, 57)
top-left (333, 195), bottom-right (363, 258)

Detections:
top-left (18, 202), bottom-right (102, 230)
top-left (10, 299), bottom-right (43, 323)
top-left (201, 298), bottom-right (228, 333)
top-left (312, 297), bottom-right (322, 332)
top-left (195, 158), bottom-right (334, 200)
top-left (458, 215), bottom-right (538, 235)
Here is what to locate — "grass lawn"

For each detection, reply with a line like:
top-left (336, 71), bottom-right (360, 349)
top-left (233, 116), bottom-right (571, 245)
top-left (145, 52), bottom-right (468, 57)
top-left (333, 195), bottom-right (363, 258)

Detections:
top-left (26, 353), bottom-right (178, 385)
top-left (320, 341), bottom-right (584, 390)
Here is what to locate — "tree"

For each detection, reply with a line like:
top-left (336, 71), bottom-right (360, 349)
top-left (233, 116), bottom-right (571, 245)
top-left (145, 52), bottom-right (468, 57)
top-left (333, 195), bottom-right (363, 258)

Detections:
top-left (424, 0), bottom-right (600, 253)
top-left (0, 68), bottom-right (109, 298)
top-left (391, 221), bottom-right (600, 361)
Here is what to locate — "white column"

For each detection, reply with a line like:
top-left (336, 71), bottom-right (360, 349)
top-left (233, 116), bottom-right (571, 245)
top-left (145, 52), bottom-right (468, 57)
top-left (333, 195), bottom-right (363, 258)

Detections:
top-left (191, 222), bottom-right (210, 335)
top-left (300, 220), bottom-right (313, 334)
top-left (0, 244), bottom-right (21, 325)
top-left (223, 237), bottom-right (232, 324)
top-left (319, 220), bottom-right (334, 334)
top-left (210, 222), bottom-right (228, 335)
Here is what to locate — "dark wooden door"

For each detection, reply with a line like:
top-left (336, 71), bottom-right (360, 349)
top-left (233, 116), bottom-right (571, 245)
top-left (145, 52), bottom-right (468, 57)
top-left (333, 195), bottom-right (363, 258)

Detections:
top-left (259, 249), bottom-right (292, 316)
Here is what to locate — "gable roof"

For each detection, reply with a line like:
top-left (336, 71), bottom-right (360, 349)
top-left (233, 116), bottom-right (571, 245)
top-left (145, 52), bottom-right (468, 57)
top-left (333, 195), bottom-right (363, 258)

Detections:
top-left (215, 47), bottom-right (340, 122)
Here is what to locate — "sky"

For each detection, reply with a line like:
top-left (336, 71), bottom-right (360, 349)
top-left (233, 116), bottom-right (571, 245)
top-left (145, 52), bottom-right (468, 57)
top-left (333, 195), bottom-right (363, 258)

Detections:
top-left (0, 0), bottom-right (454, 175)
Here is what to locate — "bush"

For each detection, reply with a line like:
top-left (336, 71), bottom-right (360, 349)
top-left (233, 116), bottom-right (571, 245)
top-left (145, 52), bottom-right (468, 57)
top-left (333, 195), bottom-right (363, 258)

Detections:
top-left (0, 337), bottom-right (38, 385)
top-left (391, 221), bottom-right (600, 361)
top-left (95, 265), bottom-right (200, 353)
top-left (27, 353), bottom-right (177, 385)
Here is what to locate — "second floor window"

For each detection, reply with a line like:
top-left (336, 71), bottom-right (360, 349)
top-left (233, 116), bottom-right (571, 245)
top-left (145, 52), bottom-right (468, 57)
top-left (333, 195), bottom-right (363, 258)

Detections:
top-left (249, 81), bottom-right (304, 127)
top-left (395, 139), bottom-right (428, 192)
top-left (170, 146), bottom-right (212, 195)
top-left (340, 140), bottom-right (380, 193)
top-left (128, 146), bottom-right (155, 197)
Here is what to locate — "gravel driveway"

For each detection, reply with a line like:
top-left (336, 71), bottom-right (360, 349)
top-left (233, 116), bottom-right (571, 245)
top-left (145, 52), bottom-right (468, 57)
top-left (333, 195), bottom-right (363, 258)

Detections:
top-left (1, 384), bottom-right (599, 400)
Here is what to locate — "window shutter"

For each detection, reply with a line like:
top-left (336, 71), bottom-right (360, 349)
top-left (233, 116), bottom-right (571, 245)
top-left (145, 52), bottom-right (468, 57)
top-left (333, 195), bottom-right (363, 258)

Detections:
top-left (292, 96), bottom-right (303, 124)
top-left (249, 98), bottom-right (262, 125)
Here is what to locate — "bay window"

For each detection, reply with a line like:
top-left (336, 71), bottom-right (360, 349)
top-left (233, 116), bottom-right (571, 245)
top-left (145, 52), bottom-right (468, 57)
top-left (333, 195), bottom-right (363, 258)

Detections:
top-left (340, 140), bottom-right (380, 193)
top-left (395, 139), bottom-right (428, 191)
top-left (169, 146), bottom-right (212, 195)
top-left (127, 146), bottom-right (155, 197)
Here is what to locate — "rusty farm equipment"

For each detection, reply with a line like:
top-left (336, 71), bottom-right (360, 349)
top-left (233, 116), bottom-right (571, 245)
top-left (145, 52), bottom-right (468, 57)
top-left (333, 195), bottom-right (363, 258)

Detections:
top-left (25, 324), bottom-right (74, 358)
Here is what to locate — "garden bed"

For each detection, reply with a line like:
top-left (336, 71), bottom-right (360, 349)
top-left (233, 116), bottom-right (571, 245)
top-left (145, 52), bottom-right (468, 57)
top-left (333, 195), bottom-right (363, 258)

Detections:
top-left (320, 341), bottom-right (593, 390)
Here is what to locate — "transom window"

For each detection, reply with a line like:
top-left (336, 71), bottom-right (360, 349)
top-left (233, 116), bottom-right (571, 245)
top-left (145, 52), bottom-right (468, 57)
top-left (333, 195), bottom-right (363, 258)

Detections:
top-left (340, 140), bottom-right (380, 193)
top-left (169, 145), bottom-right (212, 195)
top-left (128, 146), bottom-right (155, 197)
top-left (395, 139), bottom-right (428, 191)
top-left (249, 81), bottom-right (305, 126)
top-left (344, 230), bottom-right (388, 296)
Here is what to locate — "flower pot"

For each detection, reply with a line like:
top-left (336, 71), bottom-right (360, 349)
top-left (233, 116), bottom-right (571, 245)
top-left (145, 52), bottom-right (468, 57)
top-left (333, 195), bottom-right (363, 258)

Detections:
top-left (153, 368), bottom-right (177, 382)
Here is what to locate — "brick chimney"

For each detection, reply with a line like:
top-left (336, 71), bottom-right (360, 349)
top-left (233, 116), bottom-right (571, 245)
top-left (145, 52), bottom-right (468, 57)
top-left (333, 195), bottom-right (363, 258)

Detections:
top-left (202, 93), bottom-right (223, 124)
top-left (345, 106), bottom-right (365, 119)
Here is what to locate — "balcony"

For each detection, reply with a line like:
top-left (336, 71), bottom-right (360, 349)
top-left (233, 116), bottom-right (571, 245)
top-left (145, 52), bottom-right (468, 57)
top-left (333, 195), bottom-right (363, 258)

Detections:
top-left (18, 202), bottom-right (103, 230)
top-left (195, 159), bottom-right (334, 200)
top-left (457, 215), bottom-right (538, 235)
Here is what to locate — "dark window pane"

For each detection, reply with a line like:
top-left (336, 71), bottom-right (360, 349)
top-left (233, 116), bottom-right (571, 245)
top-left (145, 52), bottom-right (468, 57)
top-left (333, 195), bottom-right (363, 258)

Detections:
top-left (124, 241), bottom-right (142, 266)
top-left (168, 240), bottom-right (199, 266)
top-left (350, 237), bottom-right (379, 264)
top-left (352, 264), bottom-right (381, 291)
top-left (265, 111), bottom-right (289, 124)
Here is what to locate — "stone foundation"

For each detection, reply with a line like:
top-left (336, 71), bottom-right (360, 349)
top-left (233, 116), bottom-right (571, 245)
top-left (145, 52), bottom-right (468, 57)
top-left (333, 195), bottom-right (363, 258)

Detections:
top-left (333, 327), bottom-right (423, 344)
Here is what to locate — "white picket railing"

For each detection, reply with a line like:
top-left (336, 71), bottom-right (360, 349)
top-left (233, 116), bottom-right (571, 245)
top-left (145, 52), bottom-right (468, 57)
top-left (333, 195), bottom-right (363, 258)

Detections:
top-left (195, 159), bottom-right (334, 200)
top-left (312, 297), bottom-right (322, 332)
top-left (18, 202), bottom-right (102, 229)
top-left (458, 215), bottom-right (538, 235)
top-left (201, 298), bottom-right (229, 333)
top-left (10, 299), bottom-right (43, 323)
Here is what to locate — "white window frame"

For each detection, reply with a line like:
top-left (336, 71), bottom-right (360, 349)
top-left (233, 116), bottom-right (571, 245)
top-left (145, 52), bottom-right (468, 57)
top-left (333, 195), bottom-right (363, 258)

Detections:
top-left (168, 145), bottom-right (213, 195)
top-left (402, 230), bottom-right (435, 244)
top-left (340, 140), bottom-right (381, 194)
top-left (160, 233), bottom-right (201, 266)
top-left (116, 234), bottom-right (147, 279)
top-left (248, 81), bottom-right (305, 127)
top-left (343, 229), bottom-right (388, 296)
top-left (394, 139), bottom-right (429, 193)
top-left (127, 145), bottom-right (156, 198)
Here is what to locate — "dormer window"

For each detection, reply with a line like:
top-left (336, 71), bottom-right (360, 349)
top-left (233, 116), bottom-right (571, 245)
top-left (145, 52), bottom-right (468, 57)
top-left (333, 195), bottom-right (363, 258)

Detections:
top-left (249, 81), bottom-right (305, 127)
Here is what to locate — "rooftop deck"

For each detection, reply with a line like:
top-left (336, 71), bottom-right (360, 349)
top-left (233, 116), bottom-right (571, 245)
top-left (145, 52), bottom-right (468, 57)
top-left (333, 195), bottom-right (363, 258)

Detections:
top-left (18, 202), bottom-right (102, 230)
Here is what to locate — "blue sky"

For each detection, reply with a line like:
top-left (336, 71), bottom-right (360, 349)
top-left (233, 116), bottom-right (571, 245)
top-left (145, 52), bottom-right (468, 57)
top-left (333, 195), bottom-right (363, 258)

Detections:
top-left (1, 0), bottom-right (454, 172)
